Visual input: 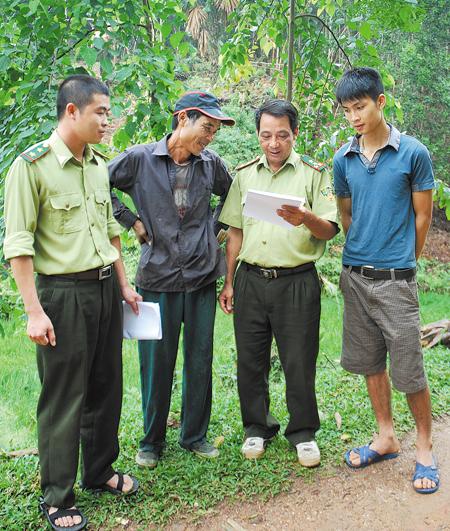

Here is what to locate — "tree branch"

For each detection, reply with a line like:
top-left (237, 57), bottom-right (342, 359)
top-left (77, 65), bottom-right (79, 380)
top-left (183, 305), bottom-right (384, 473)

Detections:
top-left (295, 13), bottom-right (352, 68)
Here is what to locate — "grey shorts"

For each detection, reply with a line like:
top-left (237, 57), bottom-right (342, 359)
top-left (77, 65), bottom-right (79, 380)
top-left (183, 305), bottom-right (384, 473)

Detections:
top-left (339, 266), bottom-right (427, 393)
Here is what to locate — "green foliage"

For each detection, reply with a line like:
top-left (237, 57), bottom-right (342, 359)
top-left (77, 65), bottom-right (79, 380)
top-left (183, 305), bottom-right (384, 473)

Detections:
top-left (0, 0), bottom-right (189, 181)
top-left (219, 0), bottom-right (425, 160)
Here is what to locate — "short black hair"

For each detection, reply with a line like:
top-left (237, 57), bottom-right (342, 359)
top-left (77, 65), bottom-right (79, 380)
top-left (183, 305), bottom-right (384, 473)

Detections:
top-left (57, 75), bottom-right (110, 121)
top-left (171, 109), bottom-right (204, 131)
top-left (336, 67), bottom-right (385, 105)
top-left (254, 99), bottom-right (298, 134)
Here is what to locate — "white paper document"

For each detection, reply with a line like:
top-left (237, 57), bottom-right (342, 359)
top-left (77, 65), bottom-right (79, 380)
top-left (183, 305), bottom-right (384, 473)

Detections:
top-left (242, 189), bottom-right (306, 231)
top-left (122, 301), bottom-right (162, 340)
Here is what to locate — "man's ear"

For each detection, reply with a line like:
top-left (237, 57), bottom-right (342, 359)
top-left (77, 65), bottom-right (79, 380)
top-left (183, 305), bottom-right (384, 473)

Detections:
top-left (377, 94), bottom-right (386, 110)
top-left (66, 102), bottom-right (78, 120)
top-left (177, 110), bottom-right (188, 126)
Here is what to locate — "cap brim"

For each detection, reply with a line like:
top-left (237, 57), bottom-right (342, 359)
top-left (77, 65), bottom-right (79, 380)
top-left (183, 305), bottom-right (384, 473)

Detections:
top-left (174, 106), bottom-right (235, 126)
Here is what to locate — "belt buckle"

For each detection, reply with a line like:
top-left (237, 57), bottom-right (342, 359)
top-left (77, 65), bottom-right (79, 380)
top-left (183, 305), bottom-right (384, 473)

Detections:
top-left (260, 268), bottom-right (275, 279)
top-left (361, 265), bottom-right (375, 280)
top-left (98, 265), bottom-right (113, 280)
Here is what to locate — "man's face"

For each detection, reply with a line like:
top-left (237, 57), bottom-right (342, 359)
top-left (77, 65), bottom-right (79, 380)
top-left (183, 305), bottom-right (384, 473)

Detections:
top-left (258, 113), bottom-right (298, 173)
top-left (178, 112), bottom-right (221, 156)
top-left (341, 94), bottom-right (385, 136)
top-left (73, 93), bottom-right (110, 145)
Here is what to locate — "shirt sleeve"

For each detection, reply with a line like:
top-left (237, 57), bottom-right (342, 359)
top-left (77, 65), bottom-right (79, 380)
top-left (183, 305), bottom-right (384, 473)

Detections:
top-left (310, 166), bottom-right (339, 225)
top-left (212, 154), bottom-right (233, 234)
top-left (3, 158), bottom-right (38, 260)
top-left (411, 143), bottom-right (435, 192)
top-left (332, 150), bottom-right (351, 198)
top-left (218, 172), bottom-right (244, 229)
top-left (108, 151), bottom-right (140, 231)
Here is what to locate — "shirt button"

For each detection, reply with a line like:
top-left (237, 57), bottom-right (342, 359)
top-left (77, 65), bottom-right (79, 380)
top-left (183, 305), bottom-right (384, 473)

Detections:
top-left (91, 222), bottom-right (95, 227)
top-left (66, 203), bottom-right (70, 208)
top-left (87, 196), bottom-right (90, 200)
top-left (262, 241), bottom-right (266, 244)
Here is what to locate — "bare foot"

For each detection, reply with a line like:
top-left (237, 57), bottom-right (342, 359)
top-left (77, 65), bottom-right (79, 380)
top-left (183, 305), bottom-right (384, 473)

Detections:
top-left (105, 472), bottom-right (134, 493)
top-left (348, 437), bottom-right (400, 467)
top-left (414, 449), bottom-right (438, 491)
top-left (49, 506), bottom-right (82, 528)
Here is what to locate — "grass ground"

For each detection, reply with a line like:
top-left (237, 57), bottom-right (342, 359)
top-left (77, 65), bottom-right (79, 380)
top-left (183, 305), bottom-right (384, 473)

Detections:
top-left (1, 286), bottom-right (449, 530)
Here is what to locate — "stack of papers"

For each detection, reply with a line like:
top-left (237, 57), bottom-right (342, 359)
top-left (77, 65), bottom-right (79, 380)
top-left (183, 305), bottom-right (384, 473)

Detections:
top-left (122, 301), bottom-right (162, 340)
top-left (242, 189), bottom-right (306, 230)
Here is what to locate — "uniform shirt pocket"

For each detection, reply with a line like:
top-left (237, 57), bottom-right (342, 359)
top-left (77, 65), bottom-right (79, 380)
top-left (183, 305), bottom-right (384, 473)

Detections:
top-left (49, 193), bottom-right (86, 234)
top-left (94, 189), bottom-right (110, 226)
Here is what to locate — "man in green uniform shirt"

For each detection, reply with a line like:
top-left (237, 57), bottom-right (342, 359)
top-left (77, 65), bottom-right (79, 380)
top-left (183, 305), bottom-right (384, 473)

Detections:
top-left (218, 99), bottom-right (339, 466)
top-left (4, 75), bottom-right (141, 531)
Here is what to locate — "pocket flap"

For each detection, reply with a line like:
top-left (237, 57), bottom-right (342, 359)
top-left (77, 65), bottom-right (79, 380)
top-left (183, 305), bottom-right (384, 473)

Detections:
top-left (49, 193), bottom-right (82, 211)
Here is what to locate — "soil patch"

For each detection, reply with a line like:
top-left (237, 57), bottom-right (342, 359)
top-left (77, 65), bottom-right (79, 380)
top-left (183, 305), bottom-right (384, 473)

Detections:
top-left (160, 417), bottom-right (450, 531)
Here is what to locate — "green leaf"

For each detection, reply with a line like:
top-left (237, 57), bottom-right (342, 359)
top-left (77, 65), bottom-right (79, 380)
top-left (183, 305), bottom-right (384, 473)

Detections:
top-left (93, 37), bottom-right (104, 50)
top-left (178, 42), bottom-right (189, 58)
top-left (112, 66), bottom-right (134, 82)
top-left (170, 32), bottom-right (183, 49)
top-left (366, 45), bottom-right (378, 57)
top-left (99, 57), bottom-right (114, 75)
top-left (81, 46), bottom-right (98, 68)
top-left (161, 22), bottom-right (172, 40)
top-left (111, 105), bottom-right (122, 119)
top-left (0, 56), bottom-right (11, 73)
top-left (325, 4), bottom-right (335, 17)
top-left (358, 22), bottom-right (372, 39)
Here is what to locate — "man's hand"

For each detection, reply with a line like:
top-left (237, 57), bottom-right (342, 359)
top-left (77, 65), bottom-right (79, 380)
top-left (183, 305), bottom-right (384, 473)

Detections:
top-left (121, 285), bottom-right (143, 315)
top-left (276, 204), bottom-right (310, 226)
top-left (27, 310), bottom-right (56, 346)
top-left (218, 283), bottom-right (234, 315)
top-left (133, 219), bottom-right (151, 245)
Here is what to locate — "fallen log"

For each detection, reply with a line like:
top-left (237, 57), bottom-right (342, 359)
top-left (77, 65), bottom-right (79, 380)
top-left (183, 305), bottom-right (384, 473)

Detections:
top-left (421, 319), bottom-right (450, 349)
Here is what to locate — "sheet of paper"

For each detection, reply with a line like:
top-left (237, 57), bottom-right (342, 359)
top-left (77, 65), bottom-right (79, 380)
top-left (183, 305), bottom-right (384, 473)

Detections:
top-left (242, 189), bottom-right (306, 230)
top-left (122, 301), bottom-right (162, 340)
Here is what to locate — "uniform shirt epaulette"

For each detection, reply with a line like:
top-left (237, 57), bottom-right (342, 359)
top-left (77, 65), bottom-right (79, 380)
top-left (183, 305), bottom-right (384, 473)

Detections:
top-left (91, 146), bottom-right (109, 160)
top-left (236, 156), bottom-right (261, 171)
top-left (300, 154), bottom-right (326, 171)
top-left (19, 141), bottom-right (51, 163)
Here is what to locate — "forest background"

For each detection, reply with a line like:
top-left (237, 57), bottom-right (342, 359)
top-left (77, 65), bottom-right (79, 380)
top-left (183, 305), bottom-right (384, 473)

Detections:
top-left (0, 0), bottom-right (449, 318)
top-left (0, 1), bottom-right (450, 529)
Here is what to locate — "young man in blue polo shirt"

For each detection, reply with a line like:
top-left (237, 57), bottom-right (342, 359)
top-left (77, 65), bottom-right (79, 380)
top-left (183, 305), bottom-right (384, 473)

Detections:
top-left (333, 67), bottom-right (439, 493)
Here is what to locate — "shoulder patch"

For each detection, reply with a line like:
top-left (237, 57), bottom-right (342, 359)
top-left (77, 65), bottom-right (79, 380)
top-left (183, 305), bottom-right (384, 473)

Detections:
top-left (320, 186), bottom-right (336, 203)
top-left (91, 146), bottom-right (109, 160)
top-left (19, 141), bottom-right (51, 163)
top-left (236, 156), bottom-right (261, 171)
top-left (300, 154), bottom-right (326, 171)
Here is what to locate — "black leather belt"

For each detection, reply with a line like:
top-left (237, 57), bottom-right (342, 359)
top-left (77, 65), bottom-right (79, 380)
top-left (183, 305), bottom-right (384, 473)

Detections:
top-left (53, 264), bottom-right (114, 281)
top-left (344, 264), bottom-right (416, 280)
top-left (243, 261), bottom-right (314, 279)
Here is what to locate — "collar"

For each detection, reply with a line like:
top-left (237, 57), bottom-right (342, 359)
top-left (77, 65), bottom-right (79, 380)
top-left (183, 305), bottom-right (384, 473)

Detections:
top-left (153, 134), bottom-right (213, 163)
top-left (257, 149), bottom-right (299, 173)
top-left (344, 123), bottom-right (401, 157)
top-left (49, 131), bottom-right (97, 167)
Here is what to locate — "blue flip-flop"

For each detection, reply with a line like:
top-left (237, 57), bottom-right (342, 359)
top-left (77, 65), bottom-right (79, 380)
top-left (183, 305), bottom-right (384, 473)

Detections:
top-left (345, 443), bottom-right (399, 469)
top-left (413, 455), bottom-right (439, 494)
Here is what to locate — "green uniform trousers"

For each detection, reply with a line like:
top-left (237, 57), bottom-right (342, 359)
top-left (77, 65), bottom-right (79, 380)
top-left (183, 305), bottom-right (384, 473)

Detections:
top-left (36, 272), bottom-right (123, 509)
top-left (233, 263), bottom-right (321, 446)
top-left (137, 282), bottom-right (216, 454)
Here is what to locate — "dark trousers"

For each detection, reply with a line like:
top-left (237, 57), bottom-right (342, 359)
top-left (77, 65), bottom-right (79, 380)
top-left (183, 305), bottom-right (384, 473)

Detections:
top-left (233, 264), bottom-right (321, 446)
top-left (36, 273), bottom-right (123, 508)
top-left (138, 282), bottom-right (216, 453)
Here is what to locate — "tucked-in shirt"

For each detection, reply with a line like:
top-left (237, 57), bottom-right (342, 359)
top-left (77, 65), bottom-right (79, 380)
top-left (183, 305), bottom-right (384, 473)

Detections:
top-left (4, 131), bottom-right (121, 274)
top-left (108, 134), bottom-right (232, 293)
top-left (219, 150), bottom-right (338, 268)
top-left (333, 124), bottom-right (435, 268)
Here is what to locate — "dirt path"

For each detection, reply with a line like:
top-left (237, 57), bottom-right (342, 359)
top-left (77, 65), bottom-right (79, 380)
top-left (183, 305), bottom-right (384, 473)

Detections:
top-left (163, 417), bottom-right (450, 531)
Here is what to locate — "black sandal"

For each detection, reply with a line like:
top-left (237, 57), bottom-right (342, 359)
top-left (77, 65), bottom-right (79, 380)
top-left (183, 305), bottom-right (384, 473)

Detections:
top-left (38, 497), bottom-right (87, 531)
